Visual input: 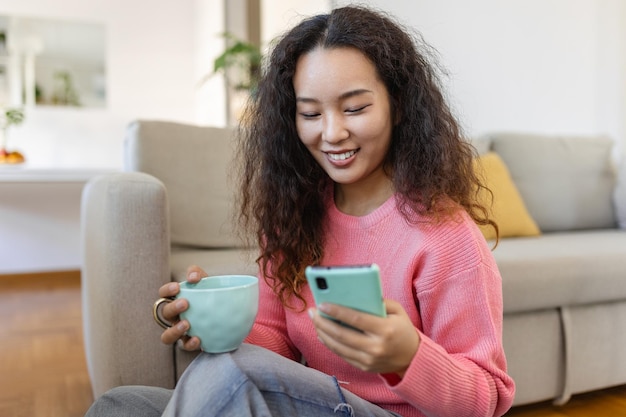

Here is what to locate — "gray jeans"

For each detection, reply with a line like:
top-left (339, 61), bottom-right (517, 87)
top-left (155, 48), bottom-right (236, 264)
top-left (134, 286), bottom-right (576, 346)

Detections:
top-left (85, 344), bottom-right (401, 417)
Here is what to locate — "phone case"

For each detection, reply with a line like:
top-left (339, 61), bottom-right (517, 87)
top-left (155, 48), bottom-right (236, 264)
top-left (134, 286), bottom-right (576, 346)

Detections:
top-left (305, 263), bottom-right (386, 319)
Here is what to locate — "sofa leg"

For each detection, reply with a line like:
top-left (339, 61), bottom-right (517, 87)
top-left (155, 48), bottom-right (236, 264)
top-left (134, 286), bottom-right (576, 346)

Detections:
top-left (552, 306), bottom-right (572, 406)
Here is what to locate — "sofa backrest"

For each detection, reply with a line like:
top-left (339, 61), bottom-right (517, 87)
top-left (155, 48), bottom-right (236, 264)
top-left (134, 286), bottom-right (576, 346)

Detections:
top-left (484, 133), bottom-right (617, 232)
top-left (124, 120), bottom-right (244, 248)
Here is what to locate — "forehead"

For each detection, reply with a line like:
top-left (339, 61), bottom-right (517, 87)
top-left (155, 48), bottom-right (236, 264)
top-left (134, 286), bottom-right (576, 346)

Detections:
top-left (293, 46), bottom-right (384, 96)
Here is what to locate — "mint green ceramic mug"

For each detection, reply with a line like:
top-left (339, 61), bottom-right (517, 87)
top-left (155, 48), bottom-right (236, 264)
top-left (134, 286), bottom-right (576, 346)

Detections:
top-left (153, 275), bottom-right (259, 353)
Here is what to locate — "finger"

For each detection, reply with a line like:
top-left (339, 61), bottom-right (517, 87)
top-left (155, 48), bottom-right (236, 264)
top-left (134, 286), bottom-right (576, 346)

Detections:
top-left (160, 320), bottom-right (190, 345)
top-left (383, 299), bottom-right (404, 316)
top-left (315, 323), bottom-right (366, 353)
top-left (313, 301), bottom-right (421, 374)
top-left (313, 320), bottom-right (373, 371)
top-left (186, 265), bottom-right (208, 283)
top-left (318, 303), bottom-right (381, 333)
top-left (158, 282), bottom-right (180, 298)
top-left (161, 298), bottom-right (189, 321)
top-left (310, 309), bottom-right (368, 352)
top-left (179, 336), bottom-right (201, 351)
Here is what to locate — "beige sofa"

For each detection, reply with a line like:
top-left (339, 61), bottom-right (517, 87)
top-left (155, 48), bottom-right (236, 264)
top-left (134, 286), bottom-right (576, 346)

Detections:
top-left (81, 120), bottom-right (626, 407)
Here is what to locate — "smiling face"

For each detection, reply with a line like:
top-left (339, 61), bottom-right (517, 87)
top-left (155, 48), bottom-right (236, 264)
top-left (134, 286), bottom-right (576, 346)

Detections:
top-left (293, 46), bottom-right (394, 201)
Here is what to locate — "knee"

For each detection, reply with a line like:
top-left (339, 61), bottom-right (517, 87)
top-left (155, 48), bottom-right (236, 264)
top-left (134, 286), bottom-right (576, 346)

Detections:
top-left (86, 386), bottom-right (130, 416)
top-left (85, 386), bottom-right (172, 417)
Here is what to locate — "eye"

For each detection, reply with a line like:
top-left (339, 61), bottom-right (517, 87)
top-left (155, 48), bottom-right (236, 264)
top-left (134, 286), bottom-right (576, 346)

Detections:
top-left (299, 112), bottom-right (320, 119)
top-left (345, 104), bottom-right (370, 114)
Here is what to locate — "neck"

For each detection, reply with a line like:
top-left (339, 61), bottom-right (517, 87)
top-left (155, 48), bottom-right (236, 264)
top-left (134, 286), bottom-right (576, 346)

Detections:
top-left (334, 173), bottom-right (394, 216)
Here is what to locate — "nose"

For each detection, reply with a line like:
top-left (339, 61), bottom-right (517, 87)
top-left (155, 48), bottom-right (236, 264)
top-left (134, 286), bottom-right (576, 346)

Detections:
top-left (322, 113), bottom-right (349, 144)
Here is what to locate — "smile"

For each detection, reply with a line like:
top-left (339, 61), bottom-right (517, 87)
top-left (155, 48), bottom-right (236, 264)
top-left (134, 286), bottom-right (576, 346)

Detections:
top-left (327, 149), bottom-right (358, 161)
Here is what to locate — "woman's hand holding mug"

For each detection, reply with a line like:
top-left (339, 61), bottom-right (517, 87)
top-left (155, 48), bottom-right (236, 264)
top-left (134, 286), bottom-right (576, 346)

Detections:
top-left (155, 265), bottom-right (206, 351)
top-left (153, 265), bottom-right (259, 353)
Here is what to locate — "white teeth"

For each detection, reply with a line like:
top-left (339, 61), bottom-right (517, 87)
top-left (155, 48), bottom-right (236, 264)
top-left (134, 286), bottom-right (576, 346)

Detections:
top-left (328, 150), bottom-right (357, 161)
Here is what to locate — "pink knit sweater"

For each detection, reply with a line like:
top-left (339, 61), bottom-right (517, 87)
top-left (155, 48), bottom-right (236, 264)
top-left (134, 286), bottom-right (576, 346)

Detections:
top-left (246, 195), bottom-right (515, 417)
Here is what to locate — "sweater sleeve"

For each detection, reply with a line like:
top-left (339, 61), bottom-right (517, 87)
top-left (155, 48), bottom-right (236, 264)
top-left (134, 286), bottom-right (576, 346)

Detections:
top-left (244, 274), bottom-right (301, 362)
top-left (385, 257), bottom-right (515, 417)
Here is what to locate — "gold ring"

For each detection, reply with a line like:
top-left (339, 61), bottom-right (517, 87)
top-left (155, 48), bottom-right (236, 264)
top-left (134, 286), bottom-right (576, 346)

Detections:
top-left (152, 297), bottom-right (174, 329)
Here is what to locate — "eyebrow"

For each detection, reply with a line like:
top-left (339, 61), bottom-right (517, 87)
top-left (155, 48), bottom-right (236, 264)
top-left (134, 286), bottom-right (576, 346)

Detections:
top-left (296, 88), bottom-right (374, 103)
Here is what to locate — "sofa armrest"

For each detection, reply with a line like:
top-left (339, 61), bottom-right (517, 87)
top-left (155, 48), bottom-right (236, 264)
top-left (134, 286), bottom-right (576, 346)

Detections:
top-left (81, 172), bottom-right (174, 399)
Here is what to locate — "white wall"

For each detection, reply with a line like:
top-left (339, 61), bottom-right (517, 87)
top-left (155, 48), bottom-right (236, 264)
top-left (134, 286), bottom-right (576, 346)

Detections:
top-left (2, 0), bottom-right (624, 273)
top-left (261, 0), bottom-right (332, 46)
top-left (0, 0), bottom-right (227, 169)
top-left (1, 0), bottom-right (624, 168)
top-left (0, 0), bottom-right (228, 273)
top-left (335, 0), bottom-right (626, 153)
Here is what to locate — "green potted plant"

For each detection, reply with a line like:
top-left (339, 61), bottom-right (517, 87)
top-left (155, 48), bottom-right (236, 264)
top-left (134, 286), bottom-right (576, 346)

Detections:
top-left (0, 107), bottom-right (26, 164)
top-left (200, 32), bottom-right (263, 96)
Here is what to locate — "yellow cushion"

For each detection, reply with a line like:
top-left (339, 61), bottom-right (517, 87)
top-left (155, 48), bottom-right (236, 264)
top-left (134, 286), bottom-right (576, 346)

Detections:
top-left (474, 152), bottom-right (541, 240)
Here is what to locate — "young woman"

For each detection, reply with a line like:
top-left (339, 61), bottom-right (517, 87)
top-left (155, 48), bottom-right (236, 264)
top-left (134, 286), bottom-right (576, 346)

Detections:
top-left (86, 6), bottom-right (515, 417)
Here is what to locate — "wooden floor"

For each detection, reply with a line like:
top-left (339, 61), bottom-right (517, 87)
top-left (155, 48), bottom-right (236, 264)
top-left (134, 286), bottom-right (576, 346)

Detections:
top-left (506, 386), bottom-right (626, 416)
top-left (1, 271), bottom-right (625, 417)
top-left (1, 271), bottom-right (93, 417)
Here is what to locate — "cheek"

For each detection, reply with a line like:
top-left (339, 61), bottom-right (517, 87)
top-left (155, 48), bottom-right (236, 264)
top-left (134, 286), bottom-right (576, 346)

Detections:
top-left (355, 115), bottom-right (392, 147)
top-left (296, 121), bottom-right (317, 147)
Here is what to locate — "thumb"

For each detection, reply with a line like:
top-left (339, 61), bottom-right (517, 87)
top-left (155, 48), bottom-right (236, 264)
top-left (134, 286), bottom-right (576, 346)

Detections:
top-left (384, 299), bottom-right (406, 316)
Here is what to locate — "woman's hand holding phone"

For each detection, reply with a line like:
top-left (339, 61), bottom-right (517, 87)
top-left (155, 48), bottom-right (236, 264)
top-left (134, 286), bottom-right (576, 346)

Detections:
top-left (157, 265), bottom-right (205, 351)
top-left (309, 299), bottom-right (420, 377)
top-left (305, 264), bottom-right (420, 377)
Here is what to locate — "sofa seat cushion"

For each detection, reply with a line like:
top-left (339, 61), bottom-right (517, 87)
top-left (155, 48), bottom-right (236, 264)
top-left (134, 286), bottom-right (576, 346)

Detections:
top-left (495, 230), bottom-right (626, 313)
top-left (170, 246), bottom-right (259, 282)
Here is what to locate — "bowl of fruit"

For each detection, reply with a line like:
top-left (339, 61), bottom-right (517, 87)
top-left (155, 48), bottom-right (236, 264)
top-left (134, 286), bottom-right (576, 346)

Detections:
top-left (0, 148), bottom-right (25, 164)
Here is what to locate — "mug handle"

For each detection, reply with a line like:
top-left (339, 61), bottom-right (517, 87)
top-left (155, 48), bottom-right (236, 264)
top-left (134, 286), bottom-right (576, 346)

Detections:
top-left (153, 297), bottom-right (175, 329)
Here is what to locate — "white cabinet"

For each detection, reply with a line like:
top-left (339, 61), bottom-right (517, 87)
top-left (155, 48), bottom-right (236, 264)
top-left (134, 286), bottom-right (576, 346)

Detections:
top-left (0, 168), bottom-right (115, 273)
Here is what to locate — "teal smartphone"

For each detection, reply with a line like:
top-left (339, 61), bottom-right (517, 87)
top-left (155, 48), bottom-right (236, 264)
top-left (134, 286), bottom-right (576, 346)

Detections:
top-left (305, 264), bottom-right (386, 326)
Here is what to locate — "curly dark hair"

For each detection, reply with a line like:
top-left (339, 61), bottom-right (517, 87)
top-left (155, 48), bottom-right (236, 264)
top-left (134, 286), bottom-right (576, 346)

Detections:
top-left (237, 5), bottom-right (497, 308)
